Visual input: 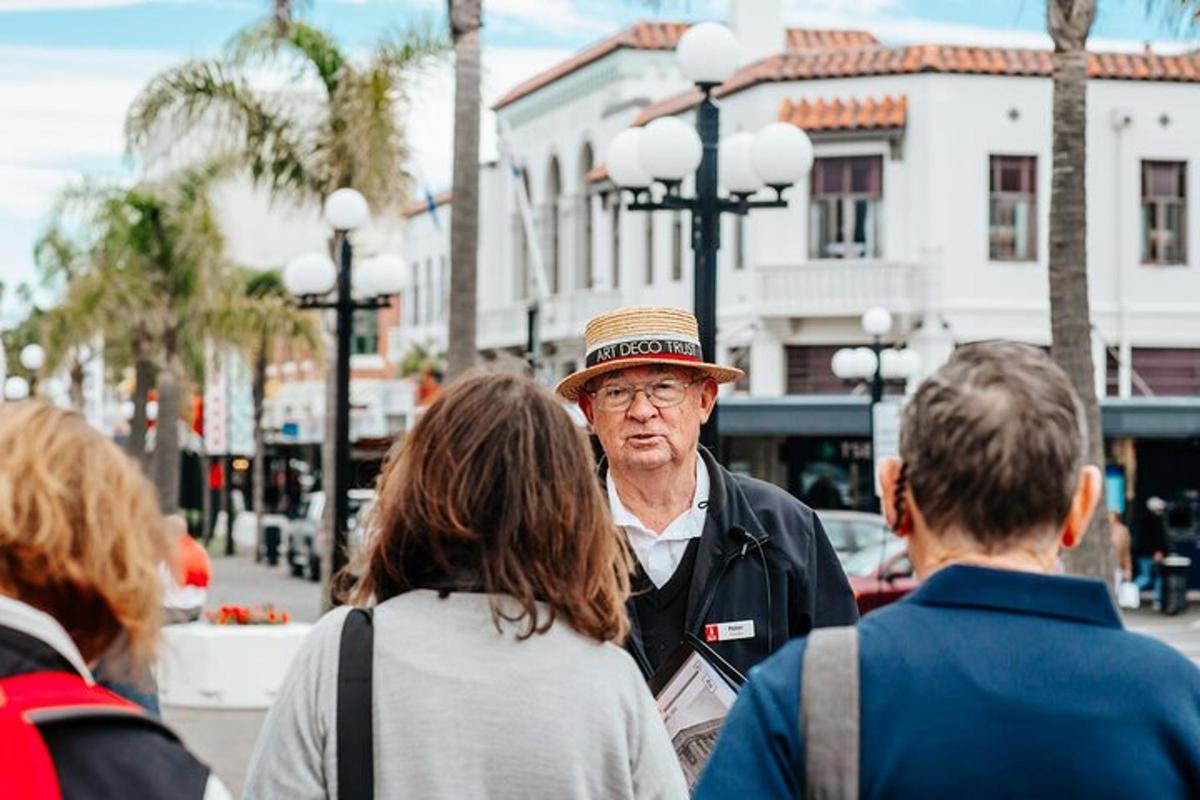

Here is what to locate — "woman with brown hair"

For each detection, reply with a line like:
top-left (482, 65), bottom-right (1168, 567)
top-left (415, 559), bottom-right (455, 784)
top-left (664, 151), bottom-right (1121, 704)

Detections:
top-left (0, 401), bottom-right (227, 799)
top-left (245, 373), bottom-right (686, 799)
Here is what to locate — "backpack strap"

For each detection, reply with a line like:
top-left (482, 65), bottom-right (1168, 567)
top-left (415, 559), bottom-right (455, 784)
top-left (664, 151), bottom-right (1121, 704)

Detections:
top-left (801, 626), bottom-right (860, 800)
top-left (0, 671), bottom-right (158, 800)
top-left (338, 607), bottom-right (374, 800)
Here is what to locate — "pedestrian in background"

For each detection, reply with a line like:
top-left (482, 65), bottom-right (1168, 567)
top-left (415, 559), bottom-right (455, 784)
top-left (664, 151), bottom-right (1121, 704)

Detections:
top-left (696, 342), bottom-right (1200, 799)
top-left (0, 401), bottom-right (228, 799)
top-left (244, 373), bottom-right (686, 800)
top-left (558, 306), bottom-right (856, 681)
top-left (1135, 496), bottom-right (1169, 606)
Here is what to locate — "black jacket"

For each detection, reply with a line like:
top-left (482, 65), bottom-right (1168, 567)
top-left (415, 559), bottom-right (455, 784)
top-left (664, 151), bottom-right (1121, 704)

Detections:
top-left (608, 448), bottom-right (859, 680)
top-left (0, 624), bottom-right (212, 799)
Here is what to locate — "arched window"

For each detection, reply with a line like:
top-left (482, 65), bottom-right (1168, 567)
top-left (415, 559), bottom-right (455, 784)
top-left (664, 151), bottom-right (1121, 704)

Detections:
top-left (547, 156), bottom-right (562, 295)
top-left (578, 143), bottom-right (595, 290)
top-left (513, 167), bottom-right (532, 301)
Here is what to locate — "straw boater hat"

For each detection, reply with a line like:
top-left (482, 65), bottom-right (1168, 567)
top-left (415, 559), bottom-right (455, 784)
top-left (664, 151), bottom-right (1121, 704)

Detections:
top-left (555, 306), bottom-right (744, 402)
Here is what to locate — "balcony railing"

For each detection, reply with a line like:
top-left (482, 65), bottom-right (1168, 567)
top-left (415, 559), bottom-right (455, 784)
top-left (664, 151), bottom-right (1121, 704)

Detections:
top-left (477, 289), bottom-right (624, 351)
top-left (757, 260), bottom-right (926, 318)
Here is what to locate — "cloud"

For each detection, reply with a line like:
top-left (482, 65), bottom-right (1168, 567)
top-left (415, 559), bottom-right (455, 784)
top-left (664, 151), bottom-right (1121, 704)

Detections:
top-left (405, 45), bottom-right (572, 189)
top-left (404, 0), bottom-right (611, 36)
top-left (784, 1), bottom-right (1195, 52)
top-left (0, 0), bottom-right (148, 10)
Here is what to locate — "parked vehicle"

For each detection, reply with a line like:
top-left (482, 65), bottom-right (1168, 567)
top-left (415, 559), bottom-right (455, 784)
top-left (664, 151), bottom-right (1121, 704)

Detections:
top-left (842, 536), bottom-right (919, 615)
top-left (819, 510), bottom-right (892, 564)
top-left (286, 490), bottom-right (376, 582)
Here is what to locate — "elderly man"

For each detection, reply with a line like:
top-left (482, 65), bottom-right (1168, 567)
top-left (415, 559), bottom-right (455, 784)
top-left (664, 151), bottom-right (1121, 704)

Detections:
top-left (557, 306), bottom-right (857, 680)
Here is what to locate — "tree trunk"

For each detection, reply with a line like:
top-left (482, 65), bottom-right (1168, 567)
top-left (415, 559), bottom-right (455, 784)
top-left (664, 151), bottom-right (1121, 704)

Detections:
top-left (153, 348), bottom-right (183, 515)
top-left (128, 337), bottom-right (152, 473)
top-left (201, 452), bottom-right (214, 545)
top-left (68, 360), bottom-right (85, 411)
top-left (445, 0), bottom-right (483, 380)
top-left (253, 343), bottom-right (267, 563)
top-left (321, 312), bottom-right (337, 609)
top-left (1047, 0), bottom-right (1112, 589)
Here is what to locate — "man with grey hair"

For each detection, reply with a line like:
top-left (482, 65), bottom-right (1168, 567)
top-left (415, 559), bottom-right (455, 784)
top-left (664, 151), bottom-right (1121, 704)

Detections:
top-left (557, 306), bottom-right (857, 681)
top-left (698, 341), bottom-right (1200, 798)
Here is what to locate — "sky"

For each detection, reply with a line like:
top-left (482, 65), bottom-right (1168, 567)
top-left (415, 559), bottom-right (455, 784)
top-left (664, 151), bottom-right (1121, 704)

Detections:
top-left (0, 0), bottom-right (1196, 324)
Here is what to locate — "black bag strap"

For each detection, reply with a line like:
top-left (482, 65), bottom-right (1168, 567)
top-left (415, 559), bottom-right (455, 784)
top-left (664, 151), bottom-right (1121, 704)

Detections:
top-left (337, 607), bottom-right (374, 800)
top-left (801, 626), bottom-right (859, 800)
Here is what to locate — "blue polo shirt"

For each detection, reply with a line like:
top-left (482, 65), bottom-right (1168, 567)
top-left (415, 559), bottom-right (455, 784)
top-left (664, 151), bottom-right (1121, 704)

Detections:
top-left (696, 565), bottom-right (1200, 799)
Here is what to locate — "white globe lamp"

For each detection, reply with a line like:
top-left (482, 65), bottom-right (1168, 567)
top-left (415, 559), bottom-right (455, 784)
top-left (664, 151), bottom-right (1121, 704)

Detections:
top-left (751, 123), bottom-right (814, 188)
top-left (605, 128), bottom-right (652, 190)
top-left (831, 348), bottom-right (858, 380)
top-left (897, 348), bottom-right (922, 379)
top-left (20, 343), bottom-right (45, 372)
top-left (284, 252), bottom-right (337, 297)
top-left (852, 347), bottom-right (878, 377)
top-left (4, 376), bottom-right (30, 400)
top-left (324, 188), bottom-right (369, 232)
top-left (639, 117), bottom-right (703, 183)
top-left (719, 132), bottom-right (763, 195)
top-left (861, 307), bottom-right (893, 338)
top-left (358, 254), bottom-right (405, 297)
top-left (677, 22), bottom-right (740, 86)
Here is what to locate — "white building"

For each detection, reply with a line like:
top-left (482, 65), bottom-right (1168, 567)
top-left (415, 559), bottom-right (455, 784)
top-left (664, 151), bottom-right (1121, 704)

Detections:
top-left (400, 5), bottom-right (1200, 511)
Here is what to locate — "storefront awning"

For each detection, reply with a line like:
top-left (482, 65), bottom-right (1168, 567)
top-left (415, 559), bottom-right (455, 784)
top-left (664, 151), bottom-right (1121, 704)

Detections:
top-left (718, 395), bottom-right (1200, 439)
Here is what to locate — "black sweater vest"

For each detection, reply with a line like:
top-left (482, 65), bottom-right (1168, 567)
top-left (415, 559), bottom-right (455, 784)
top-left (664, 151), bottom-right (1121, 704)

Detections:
top-left (631, 538), bottom-right (700, 676)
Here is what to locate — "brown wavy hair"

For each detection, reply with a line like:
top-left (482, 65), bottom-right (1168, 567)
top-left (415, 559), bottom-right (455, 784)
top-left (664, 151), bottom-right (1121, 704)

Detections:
top-left (353, 372), bottom-right (632, 643)
top-left (0, 401), bottom-right (169, 668)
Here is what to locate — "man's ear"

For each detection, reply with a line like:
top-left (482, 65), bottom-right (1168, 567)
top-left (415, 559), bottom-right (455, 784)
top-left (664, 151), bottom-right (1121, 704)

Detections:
top-left (878, 457), bottom-right (905, 534)
top-left (698, 378), bottom-right (718, 424)
top-left (578, 393), bottom-right (595, 426)
top-left (1062, 465), bottom-right (1103, 550)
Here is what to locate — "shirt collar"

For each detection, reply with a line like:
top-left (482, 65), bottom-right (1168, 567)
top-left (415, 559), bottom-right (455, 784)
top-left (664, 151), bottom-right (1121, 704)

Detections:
top-left (0, 594), bottom-right (95, 682)
top-left (905, 564), bottom-right (1123, 629)
top-left (608, 455), bottom-right (709, 539)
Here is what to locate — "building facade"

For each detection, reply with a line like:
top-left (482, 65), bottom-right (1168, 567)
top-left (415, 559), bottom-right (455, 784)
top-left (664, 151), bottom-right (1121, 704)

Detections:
top-left (399, 9), bottom-right (1200, 527)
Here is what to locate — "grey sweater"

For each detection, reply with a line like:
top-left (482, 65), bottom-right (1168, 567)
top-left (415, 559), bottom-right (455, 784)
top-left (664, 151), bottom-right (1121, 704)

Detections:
top-left (243, 590), bottom-right (687, 799)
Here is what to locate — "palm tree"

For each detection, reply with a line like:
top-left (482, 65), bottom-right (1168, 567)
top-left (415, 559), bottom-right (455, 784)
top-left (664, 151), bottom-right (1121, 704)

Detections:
top-left (445, 0), bottom-right (482, 380)
top-left (126, 14), bottom-right (443, 556)
top-left (1047, 0), bottom-right (1200, 587)
top-left (210, 268), bottom-right (320, 559)
top-left (1046, 0), bottom-right (1112, 585)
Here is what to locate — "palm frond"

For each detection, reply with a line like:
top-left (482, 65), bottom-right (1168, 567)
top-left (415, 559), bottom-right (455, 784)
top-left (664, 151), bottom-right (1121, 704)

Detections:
top-left (373, 21), bottom-right (450, 75)
top-left (1143, 0), bottom-right (1200, 36)
top-left (227, 20), bottom-right (348, 97)
top-left (126, 60), bottom-right (321, 203)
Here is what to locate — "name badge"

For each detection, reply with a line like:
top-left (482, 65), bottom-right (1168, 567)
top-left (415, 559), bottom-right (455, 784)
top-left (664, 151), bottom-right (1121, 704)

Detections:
top-left (704, 620), bottom-right (756, 643)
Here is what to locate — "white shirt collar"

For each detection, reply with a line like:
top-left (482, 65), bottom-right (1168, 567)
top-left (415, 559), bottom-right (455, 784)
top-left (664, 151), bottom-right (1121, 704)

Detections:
top-left (607, 455), bottom-right (709, 541)
top-left (0, 594), bottom-right (95, 682)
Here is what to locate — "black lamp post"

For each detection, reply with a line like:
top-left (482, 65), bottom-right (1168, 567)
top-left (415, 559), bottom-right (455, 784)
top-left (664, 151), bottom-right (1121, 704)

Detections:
top-left (285, 189), bottom-right (402, 591)
top-left (605, 22), bottom-right (814, 452)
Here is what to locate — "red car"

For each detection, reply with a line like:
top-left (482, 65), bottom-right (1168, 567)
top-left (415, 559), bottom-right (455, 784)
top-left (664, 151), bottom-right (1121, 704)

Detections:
top-left (841, 536), bottom-right (919, 615)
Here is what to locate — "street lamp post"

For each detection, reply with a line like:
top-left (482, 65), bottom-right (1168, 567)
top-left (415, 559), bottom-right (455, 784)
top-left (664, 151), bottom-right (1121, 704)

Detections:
top-left (605, 22), bottom-right (813, 452)
top-left (20, 344), bottom-right (45, 394)
top-left (831, 308), bottom-right (921, 504)
top-left (285, 189), bottom-right (402, 589)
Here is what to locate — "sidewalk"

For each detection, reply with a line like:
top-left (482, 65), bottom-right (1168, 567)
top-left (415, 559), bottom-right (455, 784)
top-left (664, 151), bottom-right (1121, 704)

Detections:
top-left (1123, 605), bottom-right (1200, 666)
top-left (163, 549), bottom-right (323, 795)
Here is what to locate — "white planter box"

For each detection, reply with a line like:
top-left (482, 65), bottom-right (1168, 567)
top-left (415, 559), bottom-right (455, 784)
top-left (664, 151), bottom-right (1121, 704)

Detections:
top-left (157, 621), bottom-right (313, 709)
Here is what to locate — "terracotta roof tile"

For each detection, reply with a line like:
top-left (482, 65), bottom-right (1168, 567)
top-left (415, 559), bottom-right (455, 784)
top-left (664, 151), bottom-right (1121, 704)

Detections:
top-left (633, 44), bottom-right (1200, 126)
top-left (404, 190), bottom-right (452, 218)
top-left (493, 22), bottom-right (878, 110)
top-left (777, 95), bottom-right (907, 132)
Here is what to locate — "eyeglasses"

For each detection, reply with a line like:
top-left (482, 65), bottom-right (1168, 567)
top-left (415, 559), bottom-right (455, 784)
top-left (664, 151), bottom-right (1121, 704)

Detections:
top-left (588, 378), bottom-right (701, 413)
